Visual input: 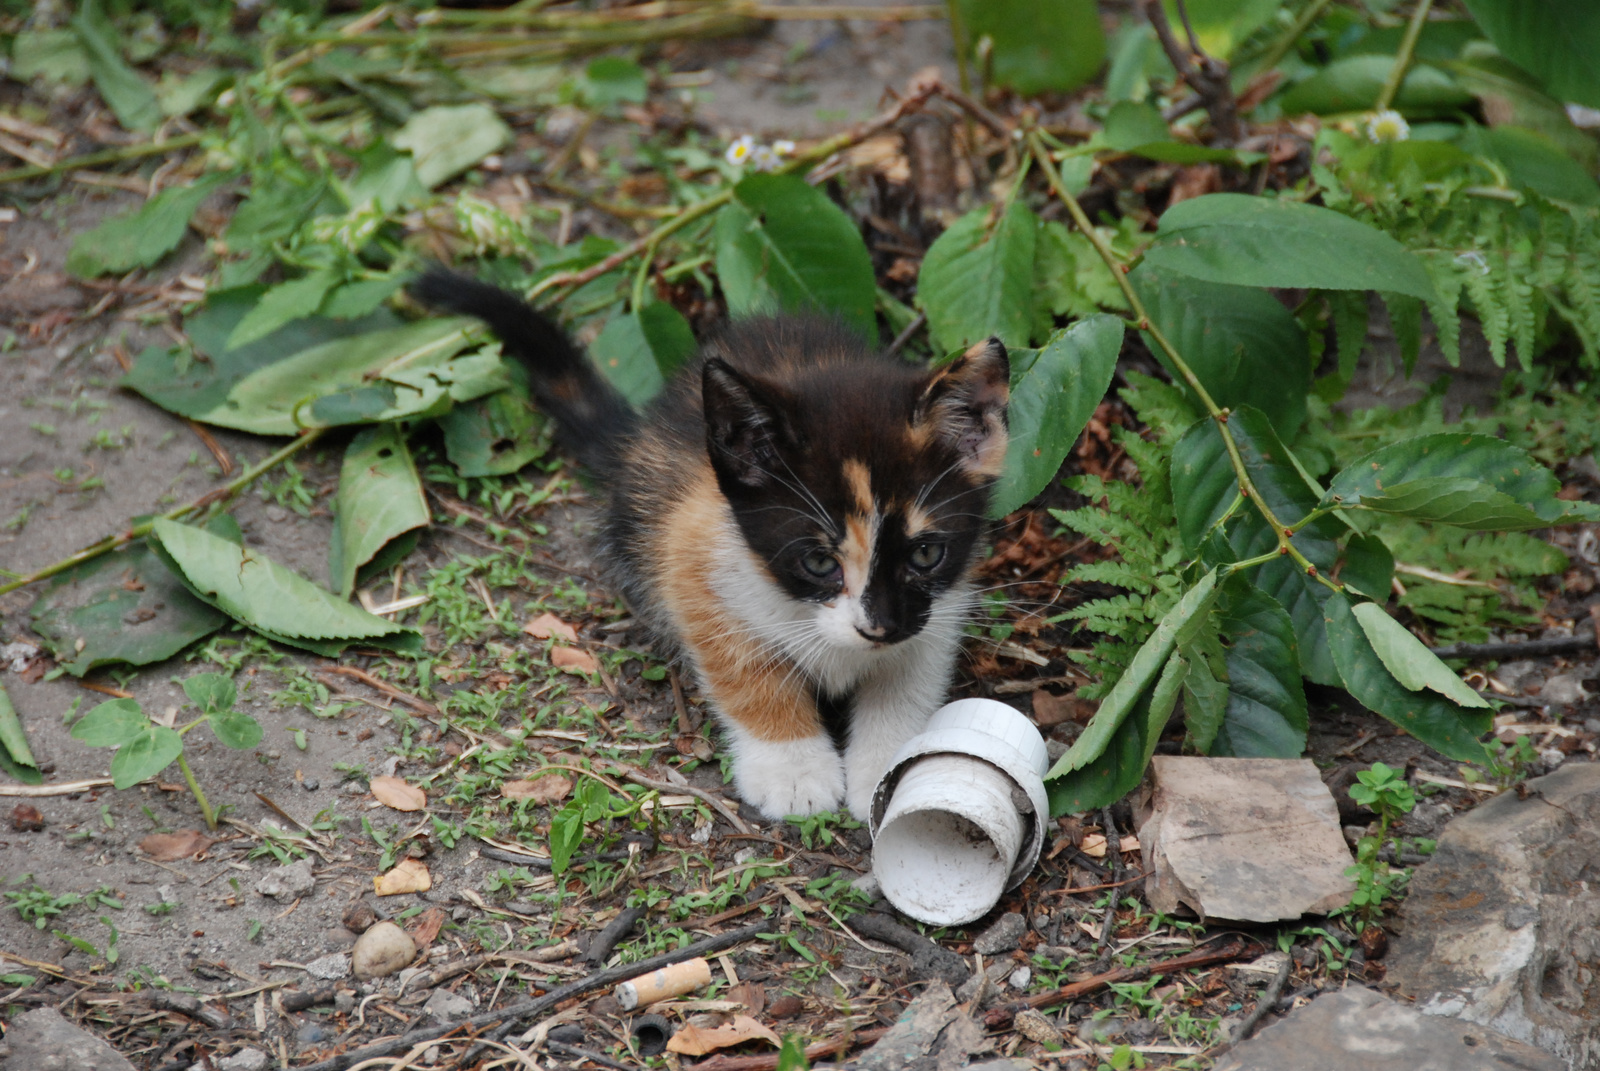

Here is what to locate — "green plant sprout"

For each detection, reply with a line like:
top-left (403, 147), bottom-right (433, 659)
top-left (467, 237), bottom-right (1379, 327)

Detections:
top-left (70, 673), bottom-right (262, 830)
top-left (1339, 762), bottom-right (1416, 931)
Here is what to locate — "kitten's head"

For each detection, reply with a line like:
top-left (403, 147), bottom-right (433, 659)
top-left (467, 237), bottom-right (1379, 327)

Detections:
top-left (703, 333), bottom-right (1009, 650)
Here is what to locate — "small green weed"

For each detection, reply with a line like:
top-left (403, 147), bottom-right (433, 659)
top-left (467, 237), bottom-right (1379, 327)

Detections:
top-left (1339, 762), bottom-right (1415, 932)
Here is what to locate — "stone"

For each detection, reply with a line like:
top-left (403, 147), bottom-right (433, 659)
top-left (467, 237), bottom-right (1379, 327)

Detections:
top-left (295, 1023), bottom-right (327, 1045)
top-left (218, 1049), bottom-right (270, 1071)
top-left (0, 1008), bottom-right (137, 1071)
top-left (256, 860), bottom-right (315, 899)
top-left (1386, 762), bottom-right (1600, 1069)
top-left (334, 991), bottom-right (357, 1014)
top-left (1539, 672), bottom-right (1587, 708)
top-left (422, 988), bottom-right (474, 1023)
top-left (1006, 966), bottom-right (1031, 990)
top-left (973, 912), bottom-right (1026, 955)
top-left (1213, 987), bottom-right (1561, 1071)
top-left (305, 953), bottom-right (350, 980)
top-left (856, 982), bottom-right (991, 1070)
top-left (351, 921), bottom-right (417, 980)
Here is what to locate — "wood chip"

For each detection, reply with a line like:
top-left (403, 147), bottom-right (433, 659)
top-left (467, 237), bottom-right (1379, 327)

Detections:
top-left (370, 776), bottom-right (426, 812)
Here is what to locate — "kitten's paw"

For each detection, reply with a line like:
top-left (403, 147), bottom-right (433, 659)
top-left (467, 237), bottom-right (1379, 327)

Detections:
top-left (731, 734), bottom-right (845, 820)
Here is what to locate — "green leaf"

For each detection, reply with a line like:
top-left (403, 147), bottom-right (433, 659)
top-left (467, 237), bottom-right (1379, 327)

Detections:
top-left (714, 173), bottom-right (878, 339)
top-left (65, 175), bottom-right (228, 279)
top-left (438, 382), bottom-right (548, 478)
top-left (1048, 648), bottom-right (1188, 815)
top-left (1032, 219), bottom-right (1128, 326)
top-left (1324, 593), bottom-right (1491, 763)
top-left (226, 268), bottom-right (341, 351)
top-left (0, 684), bottom-right (41, 786)
top-left (1163, 0), bottom-right (1280, 58)
top-left (11, 30), bottom-right (90, 86)
top-left (109, 725), bottom-right (183, 789)
top-left (182, 673), bottom-right (236, 714)
top-left (1047, 570), bottom-right (1221, 783)
top-left (207, 319), bottom-right (489, 435)
top-left (919, 200), bottom-right (1037, 354)
top-left (957, 0), bottom-right (1106, 96)
top-left (209, 709), bottom-right (264, 750)
top-left (582, 56), bottom-right (648, 106)
top-left (1341, 532), bottom-right (1395, 602)
top-left (1101, 101), bottom-right (1263, 165)
top-left (1209, 587), bottom-right (1307, 757)
top-left (1461, 0), bottom-right (1600, 110)
top-left (71, 699), bottom-right (149, 748)
top-left (1141, 193), bottom-right (1438, 303)
top-left (1131, 263), bottom-right (1310, 439)
top-left (1459, 124), bottom-right (1600, 207)
top-left (330, 426), bottom-right (429, 598)
top-left (1180, 651), bottom-right (1228, 756)
top-left (1324, 434), bottom-right (1578, 529)
top-left (1277, 56), bottom-right (1473, 116)
top-left (638, 301), bottom-right (698, 378)
top-left (1351, 602), bottom-right (1490, 708)
top-left (29, 541), bottom-right (228, 676)
top-left (589, 305), bottom-right (695, 407)
top-left (72, 0), bottom-right (160, 132)
top-left (149, 519), bottom-right (421, 656)
top-left (392, 104), bottom-right (511, 189)
top-left (991, 315), bottom-right (1122, 517)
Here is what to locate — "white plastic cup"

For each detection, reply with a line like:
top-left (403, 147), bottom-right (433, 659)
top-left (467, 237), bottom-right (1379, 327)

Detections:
top-left (869, 699), bottom-right (1050, 926)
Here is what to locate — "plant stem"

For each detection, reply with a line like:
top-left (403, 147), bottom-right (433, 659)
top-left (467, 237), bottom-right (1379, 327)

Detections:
top-left (0, 431), bottom-right (323, 597)
top-left (1027, 132), bottom-right (1337, 589)
top-left (176, 753), bottom-right (217, 831)
top-left (1248, 0), bottom-right (1336, 78)
top-left (0, 134), bottom-right (205, 187)
top-left (1374, 0), bottom-right (1434, 113)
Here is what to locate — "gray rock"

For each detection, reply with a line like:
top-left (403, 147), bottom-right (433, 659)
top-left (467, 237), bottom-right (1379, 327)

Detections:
top-left (352, 921), bottom-right (416, 980)
top-left (1539, 672), bottom-right (1588, 708)
top-left (955, 960), bottom-right (1012, 1005)
top-left (256, 859), bottom-right (315, 899)
top-left (973, 912), bottom-right (1026, 955)
top-left (1387, 762), bottom-right (1600, 1069)
top-left (218, 1049), bottom-right (270, 1071)
top-left (305, 953), bottom-right (350, 981)
top-left (334, 991), bottom-right (357, 1014)
top-left (1006, 966), bottom-right (1031, 990)
top-left (0, 1008), bottom-right (137, 1071)
top-left (1213, 987), bottom-right (1561, 1071)
top-left (422, 988), bottom-right (474, 1023)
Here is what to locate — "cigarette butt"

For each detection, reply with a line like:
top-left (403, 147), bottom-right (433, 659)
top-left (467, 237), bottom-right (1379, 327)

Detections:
top-left (614, 957), bottom-right (712, 1010)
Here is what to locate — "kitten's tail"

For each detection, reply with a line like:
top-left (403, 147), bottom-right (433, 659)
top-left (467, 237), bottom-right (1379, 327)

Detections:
top-left (410, 268), bottom-right (637, 473)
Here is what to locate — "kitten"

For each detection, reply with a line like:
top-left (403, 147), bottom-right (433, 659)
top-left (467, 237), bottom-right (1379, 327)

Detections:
top-left (412, 270), bottom-right (1009, 820)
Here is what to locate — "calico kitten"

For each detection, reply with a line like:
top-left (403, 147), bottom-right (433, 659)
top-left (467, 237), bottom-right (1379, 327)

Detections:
top-left (412, 270), bottom-right (1009, 819)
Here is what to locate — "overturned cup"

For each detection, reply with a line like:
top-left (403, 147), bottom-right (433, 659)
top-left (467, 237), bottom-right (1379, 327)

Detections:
top-left (868, 699), bottom-right (1050, 926)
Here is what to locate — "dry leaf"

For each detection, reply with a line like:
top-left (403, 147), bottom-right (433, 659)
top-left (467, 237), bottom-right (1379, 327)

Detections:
top-left (727, 981), bottom-right (766, 1017)
top-left (666, 1015), bottom-right (781, 1056)
top-left (138, 829), bottom-right (214, 860)
top-left (550, 645), bottom-right (599, 673)
top-left (1079, 832), bottom-right (1141, 858)
top-left (502, 774), bottom-right (573, 804)
top-left (370, 775), bottom-right (426, 812)
top-left (523, 612), bottom-right (578, 642)
top-left (375, 858), bottom-right (431, 896)
top-left (405, 906), bottom-right (447, 950)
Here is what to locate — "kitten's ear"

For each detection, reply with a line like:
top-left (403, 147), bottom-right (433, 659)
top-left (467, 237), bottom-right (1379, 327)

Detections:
top-left (915, 337), bottom-right (1010, 477)
top-left (702, 358), bottom-right (791, 489)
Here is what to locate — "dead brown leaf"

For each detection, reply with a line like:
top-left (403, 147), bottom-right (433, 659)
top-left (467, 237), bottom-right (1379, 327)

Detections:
top-left (1032, 689), bottom-right (1090, 728)
top-left (523, 612), bottom-right (578, 643)
top-left (138, 829), bottom-right (214, 860)
top-left (550, 645), bottom-right (599, 673)
top-left (405, 906), bottom-right (447, 950)
top-left (666, 1014), bottom-right (781, 1056)
top-left (370, 775), bottom-right (426, 812)
top-left (374, 858), bottom-right (432, 897)
top-left (727, 980), bottom-right (766, 1016)
top-left (501, 774), bottom-right (573, 804)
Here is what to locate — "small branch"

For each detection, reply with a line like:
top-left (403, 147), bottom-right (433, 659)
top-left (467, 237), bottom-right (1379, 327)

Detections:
top-left (1429, 633), bottom-right (1596, 662)
top-left (1374, 0), bottom-right (1435, 113)
top-left (1217, 953), bottom-right (1292, 1052)
top-left (1249, 0), bottom-right (1337, 78)
top-left (614, 767), bottom-right (750, 834)
top-left (0, 134), bottom-right (204, 186)
top-left (1143, 0), bottom-right (1240, 143)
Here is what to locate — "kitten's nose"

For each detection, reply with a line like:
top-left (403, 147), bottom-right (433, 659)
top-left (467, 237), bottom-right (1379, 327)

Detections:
top-left (856, 622), bottom-right (909, 644)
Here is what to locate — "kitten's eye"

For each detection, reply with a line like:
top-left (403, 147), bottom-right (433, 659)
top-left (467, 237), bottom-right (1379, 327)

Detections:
top-left (801, 549), bottom-right (840, 579)
top-left (909, 542), bottom-right (946, 570)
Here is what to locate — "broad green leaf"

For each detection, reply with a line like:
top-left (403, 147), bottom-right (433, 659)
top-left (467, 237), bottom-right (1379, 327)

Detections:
top-left (208, 319), bottom-right (488, 435)
top-left (1461, 0), bottom-right (1600, 110)
top-left (149, 519), bottom-right (421, 656)
top-left (72, 0), bottom-right (160, 132)
top-left (66, 175), bottom-right (228, 279)
top-left (919, 200), bottom-right (1037, 354)
top-left (439, 379), bottom-right (548, 478)
top-left (957, 0), bottom-right (1105, 96)
top-left (1180, 651), bottom-right (1228, 756)
top-left (226, 268), bottom-right (341, 351)
top-left (1459, 124), bottom-right (1600, 207)
top-left (1324, 593), bottom-right (1491, 763)
top-left (109, 725), bottom-right (184, 789)
top-left (590, 303), bottom-right (696, 406)
top-left (1351, 602), bottom-right (1489, 708)
top-left (1210, 587), bottom-right (1307, 758)
top-left (1341, 532), bottom-right (1394, 602)
top-left (0, 685), bottom-right (41, 786)
top-left (210, 709), bottom-right (264, 750)
top-left (12, 30), bottom-right (90, 86)
top-left (1048, 649), bottom-right (1187, 815)
top-left (1278, 56), bottom-right (1473, 116)
top-left (582, 56), bottom-right (648, 106)
top-left (1163, 0), bottom-right (1279, 58)
top-left (1448, 56), bottom-right (1599, 174)
top-left (29, 542), bottom-right (227, 676)
top-left (323, 275), bottom-right (408, 321)
top-left (1131, 263), bottom-right (1309, 439)
top-left (990, 315), bottom-right (1123, 517)
top-left (1100, 101), bottom-right (1263, 165)
top-left (714, 173), bottom-right (877, 338)
top-left (393, 104), bottom-right (511, 189)
top-left (71, 699), bottom-right (148, 748)
top-left (1047, 569), bottom-right (1220, 782)
top-left (330, 426), bottom-right (429, 598)
top-left (1324, 434), bottom-right (1584, 529)
top-left (639, 302), bottom-right (698, 378)
top-left (1140, 193), bottom-right (1438, 303)
top-left (182, 673), bottom-right (236, 714)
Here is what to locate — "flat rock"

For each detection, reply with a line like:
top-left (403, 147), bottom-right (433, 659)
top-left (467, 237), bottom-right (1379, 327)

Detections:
top-left (0, 1008), bottom-right (136, 1071)
top-left (217, 1049), bottom-right (270, 1071)
top-left (256, 859), bottom-right (315, 899)
top-left (422, 988), bottom-right (474, 1023)
top-left (1213, 987), bottom-right (1561, 1071)
top-left (855, 981), bottom-right (992, 1070)
top-left (1387, 762), bottom-right (1600, 1068)
top-left (305, 953), bottom-right (350, 981)
top-left (972, 912), bottom-right (1026, 956)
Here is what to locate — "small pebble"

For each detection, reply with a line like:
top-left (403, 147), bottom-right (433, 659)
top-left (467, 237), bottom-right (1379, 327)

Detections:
top-left (973, 912), bottom-right (1026, 955)
top-left (302, 778), bottom-right (320, 791)
top-left (296, 1022), bottom-right (327, 1045)
top-left (1008, 966), bottom-right (1032, 989)
top-left (264, 505), bottom-right (289, 523)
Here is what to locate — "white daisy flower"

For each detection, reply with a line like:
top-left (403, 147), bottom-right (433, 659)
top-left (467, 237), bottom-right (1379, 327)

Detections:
top-left (725, 135), bottom-right (755, 166)
top-left (1365, 109), bottom-right (1410, 143)
top-left (750, 144), bottom-right (780, 172)
top-left (771, 139), bottom-right (796, 157)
